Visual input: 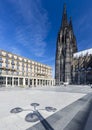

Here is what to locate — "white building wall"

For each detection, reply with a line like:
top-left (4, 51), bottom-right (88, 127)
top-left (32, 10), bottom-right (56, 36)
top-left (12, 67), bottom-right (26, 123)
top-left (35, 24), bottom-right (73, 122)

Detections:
top-left (0, 50), bottom-right (55, 87)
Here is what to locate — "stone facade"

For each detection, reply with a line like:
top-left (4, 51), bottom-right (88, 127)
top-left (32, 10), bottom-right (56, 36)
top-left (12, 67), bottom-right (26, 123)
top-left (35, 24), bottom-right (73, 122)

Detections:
top-left (73, 49), bottom-right (92, 84)
top-left (55, 4), bottom-right (92, 85)
top-left (55, 4), bottom-right (77, 85)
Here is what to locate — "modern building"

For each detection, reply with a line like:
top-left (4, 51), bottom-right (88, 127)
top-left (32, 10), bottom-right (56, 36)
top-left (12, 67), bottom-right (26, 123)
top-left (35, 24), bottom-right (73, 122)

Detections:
top-left (55, 4), bottom-right (92, 85)
top-left (0, 50), bottom-right (55, 87)
top-left (55, 4), bottom-right (77, 85)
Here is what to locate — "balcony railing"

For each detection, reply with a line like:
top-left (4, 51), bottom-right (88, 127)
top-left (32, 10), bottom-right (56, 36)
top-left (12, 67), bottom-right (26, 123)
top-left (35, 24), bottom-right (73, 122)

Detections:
top-left (0, 66), bottom-right (17, 72)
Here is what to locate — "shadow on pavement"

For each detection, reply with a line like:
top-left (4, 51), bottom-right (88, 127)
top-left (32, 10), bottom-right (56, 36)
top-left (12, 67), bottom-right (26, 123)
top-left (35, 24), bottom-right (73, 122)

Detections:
top-left (26, 111), bottom-right (54, 130)
top-left (10, 103), bottom-right (56, 130)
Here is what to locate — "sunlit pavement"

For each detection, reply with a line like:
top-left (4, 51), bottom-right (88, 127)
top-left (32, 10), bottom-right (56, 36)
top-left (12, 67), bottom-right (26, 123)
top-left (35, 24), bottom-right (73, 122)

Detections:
top-left (0, 85), bottom-right (92, 130)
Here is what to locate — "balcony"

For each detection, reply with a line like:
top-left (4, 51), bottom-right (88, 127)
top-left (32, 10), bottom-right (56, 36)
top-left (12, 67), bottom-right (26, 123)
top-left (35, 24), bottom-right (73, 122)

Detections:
top-left (36, 73), bottom-right (47, 77)
top-left (0, 66), bottom-right (17, 72)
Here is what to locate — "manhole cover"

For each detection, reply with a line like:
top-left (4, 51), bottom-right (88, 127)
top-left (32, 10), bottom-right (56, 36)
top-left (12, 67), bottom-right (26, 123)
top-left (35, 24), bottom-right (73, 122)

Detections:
top-left (25, 113), bottom-right (39, 122)
top-left (10, 107), bottom-right (23, 113)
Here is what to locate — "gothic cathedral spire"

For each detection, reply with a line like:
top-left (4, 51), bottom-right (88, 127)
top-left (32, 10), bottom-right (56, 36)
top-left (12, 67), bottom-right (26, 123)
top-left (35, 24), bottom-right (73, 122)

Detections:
top-left (55, 4), bottom-right (77, 85)
top-left (69, 17), bottom-right (73, 30)
top-left (61, 4), bottom-right (68, 28)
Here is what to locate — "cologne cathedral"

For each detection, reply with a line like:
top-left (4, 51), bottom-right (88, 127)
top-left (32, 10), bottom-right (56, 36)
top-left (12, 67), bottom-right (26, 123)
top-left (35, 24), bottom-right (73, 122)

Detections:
top-left (55, 4), bottom-right (92, 85)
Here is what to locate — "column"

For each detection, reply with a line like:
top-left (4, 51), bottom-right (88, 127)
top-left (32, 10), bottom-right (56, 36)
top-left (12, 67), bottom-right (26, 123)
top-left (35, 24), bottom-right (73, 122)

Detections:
top-left (44, 80), bottom-right (46, 86)
top-left (23, 78), bottom-right (25, 86)
top-left (6, 77), bottom-right (7, 87)
top-left (42, 80), bottom-right (43, 86)
top-left (43, 80), bottom-right (44, 86)
top-left (28, 78), bottom-right (30, 87)
top-left (40, 80), bottom-right (41, 86)
top-left (12, 77), bottom-right (14, 87)
top-left (49, 81), bottom-right (51, 86)
top-left (36, 79), bottom-right (37, 87)
top-left (18, 78), bottom-right (19, 86)
top-left (49, 80), bottom-right (51, 86)
top-left (53, 80), bottom-right (55, 86)
top-left (52, 80), bottom-right (53, 86)
top-left (39, 79), bottom-right (41, 86)
top-left (32, 79), bottom-right (34, 87)
top-left (50, 80), bottom-right (52, 86)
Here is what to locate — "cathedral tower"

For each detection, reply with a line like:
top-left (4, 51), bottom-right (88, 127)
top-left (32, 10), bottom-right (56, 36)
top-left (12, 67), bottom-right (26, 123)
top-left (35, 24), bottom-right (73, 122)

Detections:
top-left (55, 4), bottom-right (77, 85)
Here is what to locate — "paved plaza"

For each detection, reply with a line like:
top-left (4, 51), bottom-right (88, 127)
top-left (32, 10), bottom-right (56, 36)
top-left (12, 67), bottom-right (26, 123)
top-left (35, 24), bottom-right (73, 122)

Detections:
top-left (0, 85), bottom-right (92, 130)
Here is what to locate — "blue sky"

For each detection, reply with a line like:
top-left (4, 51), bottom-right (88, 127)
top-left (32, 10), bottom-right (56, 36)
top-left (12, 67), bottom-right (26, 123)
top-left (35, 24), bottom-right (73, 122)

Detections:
top-left (0, 0), bottom-right (92, 77)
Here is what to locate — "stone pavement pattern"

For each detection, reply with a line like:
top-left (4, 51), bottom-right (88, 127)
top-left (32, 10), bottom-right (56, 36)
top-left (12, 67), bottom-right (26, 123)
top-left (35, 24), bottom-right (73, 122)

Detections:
top-left (0, 85), bottom-right (92, 130)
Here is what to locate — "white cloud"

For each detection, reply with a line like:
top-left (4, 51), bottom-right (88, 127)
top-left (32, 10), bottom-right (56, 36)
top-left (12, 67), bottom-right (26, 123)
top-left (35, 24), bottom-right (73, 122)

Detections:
top-left (8, 0), bottom-right (50, 57)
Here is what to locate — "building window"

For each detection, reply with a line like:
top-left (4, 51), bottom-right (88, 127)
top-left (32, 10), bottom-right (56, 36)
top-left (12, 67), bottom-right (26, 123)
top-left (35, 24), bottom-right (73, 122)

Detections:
top-left (19, 78), bottom-right (23, 85)
top-left (7, 77), bottom-right (12, 85)
top-left (12, 65), bottom-right (14, 69)
top-left (11, 60), bottom-right (15, 65)
top-left (17, 66), bottom-right (19, 71)
top-left (0, 77), bottom-right (6, 86)
top-left (34, 79), bottom-right (36, 86)
top-left (17, 72), bottom-right (19, 75)
top-left (14, 78), bottom-right (18, 85)
top-left (37, 79), bottom-right (39, 85)
top-left (6, 58), bottom-right (9, 64)
top-left (25, 78), bottom-right (28, 85)
top-left (30, 79), bottom-right (32, 85)
top-left (6, 63), bottom-right (8, 68)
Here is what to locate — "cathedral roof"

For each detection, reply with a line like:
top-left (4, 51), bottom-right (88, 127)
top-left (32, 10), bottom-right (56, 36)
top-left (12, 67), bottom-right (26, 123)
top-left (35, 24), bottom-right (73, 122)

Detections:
top-left (74, 48), bottom-right (92, 58)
